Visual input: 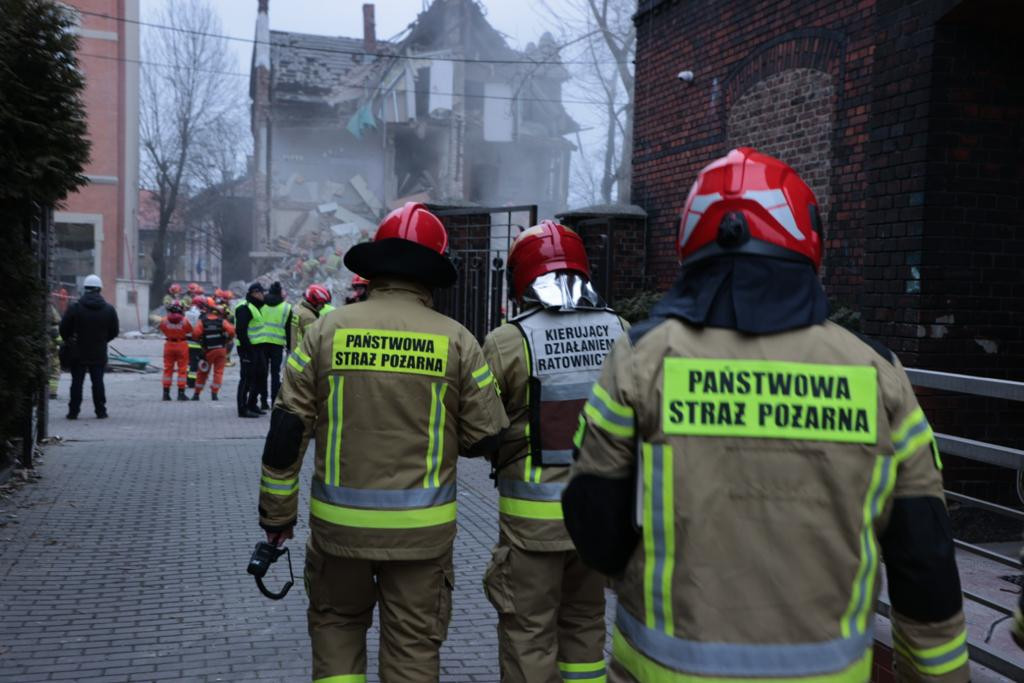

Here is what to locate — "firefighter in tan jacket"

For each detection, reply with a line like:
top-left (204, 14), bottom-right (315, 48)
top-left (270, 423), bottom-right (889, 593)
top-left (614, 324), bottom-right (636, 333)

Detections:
top-left (483, 221), bottom-right (626, 683)
top-left (258, 202), bottom-right (509, 683)
top-left (564, 148), bottom-right (969, 683)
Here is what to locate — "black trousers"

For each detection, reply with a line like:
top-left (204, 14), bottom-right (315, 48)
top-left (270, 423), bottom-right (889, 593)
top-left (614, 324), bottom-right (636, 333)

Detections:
top-left (263, 345), bottom-right (284, 405)
top-left (69, 363), bottom-right (106, 416)
top-left (187, 346), bottom-right (201, 388)
top-left (236, 347), bottom-right (266, 415)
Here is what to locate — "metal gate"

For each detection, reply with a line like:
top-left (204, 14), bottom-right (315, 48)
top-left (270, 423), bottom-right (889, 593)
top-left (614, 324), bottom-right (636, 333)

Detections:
top-left (432, 205), bottom-right (537, 343)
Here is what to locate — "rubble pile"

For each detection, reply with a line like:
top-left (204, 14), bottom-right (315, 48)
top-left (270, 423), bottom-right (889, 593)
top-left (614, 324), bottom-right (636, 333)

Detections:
top-left (234, 201), bottom-right (376, 303)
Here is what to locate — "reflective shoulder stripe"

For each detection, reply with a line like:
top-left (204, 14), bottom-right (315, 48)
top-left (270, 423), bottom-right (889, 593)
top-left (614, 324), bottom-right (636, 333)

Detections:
top-left (614, 606), bottom-right (874, 680)
top-left (471, 363), bottom-right (494, 389)
top-left (558, 660), bottom-right (606, 681)
top-left (260, 474), bottom-right (299, 496)
top-left (583, 382), bottom-right (636, 439)
top-left (892, 628), bottom-right (968, 676)
top-left (310, 498), bottom-right (456, 529)
top-left (891, 408), bottom-right (933, 462)
top-left (498, 496), bottom-right (563, 520)
top-left (287, 348), bottom-right (311, 373)
top-left (572, 414), bottom-right (587, 448)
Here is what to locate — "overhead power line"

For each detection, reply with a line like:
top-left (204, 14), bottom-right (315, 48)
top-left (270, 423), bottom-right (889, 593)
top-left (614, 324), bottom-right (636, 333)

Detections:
top-left (76, 9), bottom-right (631, 67)
top-left (78, 51), bottom-right (623, 108)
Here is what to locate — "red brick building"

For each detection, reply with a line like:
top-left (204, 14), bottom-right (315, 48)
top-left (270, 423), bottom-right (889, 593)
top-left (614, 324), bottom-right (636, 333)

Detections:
top-left (632, 0), bottom-right (1024, 501)
top-left (55, 0), bottom-right (144, 327)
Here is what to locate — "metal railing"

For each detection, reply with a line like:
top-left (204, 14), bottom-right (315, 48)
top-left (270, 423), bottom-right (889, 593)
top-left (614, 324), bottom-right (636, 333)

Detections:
top-left (879, 368), bottom-right (1024, 677)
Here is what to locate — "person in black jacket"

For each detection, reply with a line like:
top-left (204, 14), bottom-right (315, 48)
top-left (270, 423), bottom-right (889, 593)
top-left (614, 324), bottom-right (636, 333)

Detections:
top-left (59, 274), bottom-right (118, 419)
top-left (234, 282), bottom-right (265, 418)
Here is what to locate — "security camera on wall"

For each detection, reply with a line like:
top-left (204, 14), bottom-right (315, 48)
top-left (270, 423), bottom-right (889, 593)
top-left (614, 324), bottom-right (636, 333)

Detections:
top-left (677, 70), bottom-right (695, 83)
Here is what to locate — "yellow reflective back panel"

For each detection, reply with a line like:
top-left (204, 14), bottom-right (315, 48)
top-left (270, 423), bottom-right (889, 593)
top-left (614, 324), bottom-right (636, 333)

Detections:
top-left (662, 358), bottom-right (878, 444)
top-left (332, 328), bottom-right (449, 377)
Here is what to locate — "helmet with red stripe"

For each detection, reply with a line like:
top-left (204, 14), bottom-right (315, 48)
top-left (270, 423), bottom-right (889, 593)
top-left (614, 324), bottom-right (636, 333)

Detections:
top-left (678, 147), bottom-right (822, 270)
top-left (304, 284), bottom-right (332, 306)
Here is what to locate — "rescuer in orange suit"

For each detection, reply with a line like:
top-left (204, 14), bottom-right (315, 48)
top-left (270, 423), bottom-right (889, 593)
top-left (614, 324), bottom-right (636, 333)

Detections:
top-left (159, 300), bottom-right (192, 401)
top-left (193, 297), bottom-right (235, 401)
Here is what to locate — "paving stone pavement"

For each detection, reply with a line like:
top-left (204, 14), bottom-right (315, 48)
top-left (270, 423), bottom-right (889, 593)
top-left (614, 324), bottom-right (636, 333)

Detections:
top-left (0, 338), bottom-right (614, 682)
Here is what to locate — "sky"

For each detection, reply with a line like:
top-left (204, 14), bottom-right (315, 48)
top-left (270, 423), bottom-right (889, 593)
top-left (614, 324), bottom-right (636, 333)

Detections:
top-left (142, 0), bottom-right (608, 206)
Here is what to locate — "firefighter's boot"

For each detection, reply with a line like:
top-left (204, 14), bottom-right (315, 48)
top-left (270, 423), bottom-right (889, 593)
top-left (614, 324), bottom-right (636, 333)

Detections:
top-left (163, 388), bottom-right (171, 401)
top-left (177, 388), bottom-right (188, 401)
top-left (192, 392), bottom-right (200, 401)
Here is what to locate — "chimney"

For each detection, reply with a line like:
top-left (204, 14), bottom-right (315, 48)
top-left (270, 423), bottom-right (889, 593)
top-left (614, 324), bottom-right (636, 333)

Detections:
top-left (363, 4), bottom-right (376, 55)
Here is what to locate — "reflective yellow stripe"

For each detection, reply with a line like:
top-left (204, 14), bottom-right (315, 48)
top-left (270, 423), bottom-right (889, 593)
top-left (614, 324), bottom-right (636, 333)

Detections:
top-left (840, 454), bottom-right (896, 638)
top-left (310, 498), bottom-right (457, 529)
top-left (559, 659), bottom-right (607, 681)
top-left (573, 413), bottom-right (587, 448)
top-left (642, 443), bottom-right (675, 635)
top-left (471, 363), bottom-right (494, 389)
top-left (313, 676), bottom-right (366, 683)
top-left (592, 382), bottom-right (634, 419)
top-left (287, 348), bottom-right (311, 373)
top-left (326, 375), bottom-right (344, 487)
top-left (423, 382), bottom-right (448, 488)
top-left (893, 628), bottom-right (968, 676)
top-left (612, 628), bottom-right (873, 683)
top-left (499, 496), bottom-right (563, 520)
top-left (583, 402), bottom-right (635, 439)
top-left (260, 474), bottom-right (299, 496)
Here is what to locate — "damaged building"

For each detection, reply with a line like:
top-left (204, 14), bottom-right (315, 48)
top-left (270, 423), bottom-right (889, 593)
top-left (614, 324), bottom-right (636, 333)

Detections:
top-left (248, 0), bottom-right (579, 274)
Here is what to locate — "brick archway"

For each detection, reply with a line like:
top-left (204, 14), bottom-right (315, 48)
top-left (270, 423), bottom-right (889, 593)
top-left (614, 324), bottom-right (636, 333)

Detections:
top-left (726, 68), bottom-right (836, 233)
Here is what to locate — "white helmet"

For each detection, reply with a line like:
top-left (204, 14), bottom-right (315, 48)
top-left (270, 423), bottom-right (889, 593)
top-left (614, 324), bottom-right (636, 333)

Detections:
top-left (83, 274), bottom-right (103, 290)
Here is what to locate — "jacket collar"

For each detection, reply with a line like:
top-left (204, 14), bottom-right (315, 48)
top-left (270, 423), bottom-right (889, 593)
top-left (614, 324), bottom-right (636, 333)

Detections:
top-left (367, 277), bottom-right (433, 308)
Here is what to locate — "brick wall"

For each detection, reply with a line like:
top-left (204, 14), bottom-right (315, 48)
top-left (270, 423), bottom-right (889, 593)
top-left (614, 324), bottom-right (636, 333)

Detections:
top-left (632, 0), bottom-right (876, 299)
top-left (634, 0), bottom-right (1024, 503)
top-left (727, 68), bottom-right (836, 254)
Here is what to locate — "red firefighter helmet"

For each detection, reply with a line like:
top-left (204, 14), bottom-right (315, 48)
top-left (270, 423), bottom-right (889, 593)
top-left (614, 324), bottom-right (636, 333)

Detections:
top-left (168, 283), bottom-right (182, 296)
top-left (192, 296), bottom-right (206, 309)
top-left (343, 202), bottom-right (456, 287)
top-left (351, 274), bottom-right (369, 288)
top-left (507, 220), bottom-right (590, 301)
top-left (304, 284), bottom-right (332, 306)
top-left (167, 300), bottom-right (183, 314)
top-left (187, 282), bottom-right (201, 294)
top-left (678, 147), bottom-right (822, 269)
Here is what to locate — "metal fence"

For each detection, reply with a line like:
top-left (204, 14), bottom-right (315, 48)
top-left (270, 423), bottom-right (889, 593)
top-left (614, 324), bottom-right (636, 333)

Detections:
top-left (879, 368), bottom-right (1024, 677)
top-left (432, 205), bottom-right (536, 343)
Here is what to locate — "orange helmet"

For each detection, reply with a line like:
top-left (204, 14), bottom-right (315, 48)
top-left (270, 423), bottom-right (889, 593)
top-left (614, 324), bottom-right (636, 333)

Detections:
top-left (187, 282), bottom-right (201, 294)
top-left (508, 221), bottom-right (590, 301)
top-left (678, 147), bottom-right (822, 269)
top-left (206, 297), bottom-right (218, 309)
top-left (343, 202), bottom-right (456, 287)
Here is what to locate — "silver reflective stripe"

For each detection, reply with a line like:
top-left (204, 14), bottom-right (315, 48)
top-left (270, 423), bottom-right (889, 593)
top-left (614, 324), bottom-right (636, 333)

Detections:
top-left (261, 479), bottom-right (296, 494)
top-left (617, 605), bottom-right (873, 677)
top-left (541, 449), bottom-right (574, 465)
top-left (649, 444), bottom-right (670, 632)
top-left (498, 478), bottom-right (565, 502)
top-left (587, 386), bottom-right (634, 429)
top-left (893, 417), bottom-right (930, 453)
top-left (543, 382), bottom-right (593, 401)
top-left (313, 479), bottom-right (456, 509)
top-left (561, 670), bottom-right (605, 681)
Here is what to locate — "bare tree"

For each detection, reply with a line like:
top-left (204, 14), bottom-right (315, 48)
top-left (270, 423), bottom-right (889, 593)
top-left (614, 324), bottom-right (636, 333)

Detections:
top-left (140, 0), bottom-right (245, 302)
top-left (540, 0), bottom-right (635, 206)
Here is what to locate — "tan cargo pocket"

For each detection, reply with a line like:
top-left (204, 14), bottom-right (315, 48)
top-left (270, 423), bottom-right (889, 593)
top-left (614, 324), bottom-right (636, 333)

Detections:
top-left (482, 545), bottom-right (515, 615)
top-left (303, 540), bottom-right (325, 607)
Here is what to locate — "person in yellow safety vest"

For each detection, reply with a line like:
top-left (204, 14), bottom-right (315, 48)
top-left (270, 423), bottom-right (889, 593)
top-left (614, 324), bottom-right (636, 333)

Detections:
top-left (184, 294), bottom-right (205, 388)
top-left (563, 148), bottom-right (969, 683)
top-left (258, 202), bottom-right (509, 682)
top-left (235, 282), bottom-right (266, 418)
top-left (254, 281), bottom-right (292, 408)
top-left (481, 220), bottom-right (626, 683)
top-left (291, 283), bottom-right (333, 351)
